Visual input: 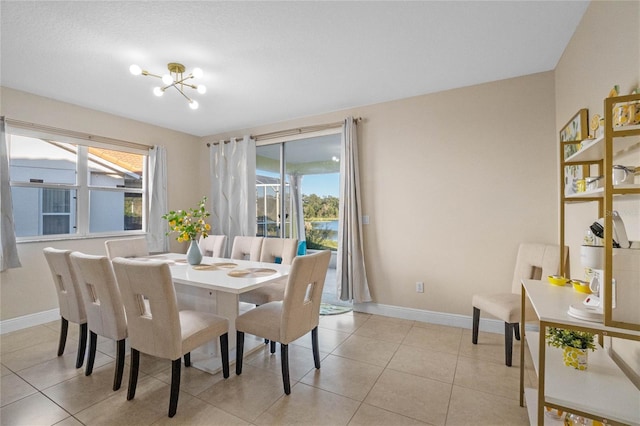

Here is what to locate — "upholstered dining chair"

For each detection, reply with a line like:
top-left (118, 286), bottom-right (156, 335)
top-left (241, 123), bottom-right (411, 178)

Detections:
top-left (240, 237), bottom-right (298, 352)
top-left (235, 250), bottom-right (331, 394)
top-left (230, 236), bottom-right (263, 261)
top-left (258, 237), bottom-right (299, 265)
top-left (112, 257), bottom-right (230, 418)
top-left (70, 252), bottom-right (127, 390)
top-left (104, 236), bottom-right (149, 260)
top-left (240, 237), bottom-right (299, 305)
top-left (471, 243), bottom-right (568, 366)
top-left (43, 247), bottom-right (88, 369)
top-left (198, 234), bottom-right (227, 258)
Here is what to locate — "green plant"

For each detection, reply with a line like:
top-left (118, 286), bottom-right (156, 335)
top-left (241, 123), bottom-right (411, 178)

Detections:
top-left (545, 327), bottom-right (596, 351)
top-left (162, 196), bottom-right (211, 242)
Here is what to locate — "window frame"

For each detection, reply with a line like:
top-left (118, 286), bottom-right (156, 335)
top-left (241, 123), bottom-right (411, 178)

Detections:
top-left (6, 126), bottom-right (150, 243)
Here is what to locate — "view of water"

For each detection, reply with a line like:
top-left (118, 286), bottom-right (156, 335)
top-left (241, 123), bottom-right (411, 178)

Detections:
top-left (311, 220), bottom-right (338, 242)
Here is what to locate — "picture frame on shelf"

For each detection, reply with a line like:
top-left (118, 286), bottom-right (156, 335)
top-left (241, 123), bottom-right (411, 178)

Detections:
top-left (564, 165), bottom-right (583, 196)
top-left (560, 108), bottom-right (588, 159)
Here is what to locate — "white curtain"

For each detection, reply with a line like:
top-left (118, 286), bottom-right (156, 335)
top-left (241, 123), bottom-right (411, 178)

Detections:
top-left (0, 117), bottom-right (21, 271)
top-left (337, 117), bottom-right (371, 303)
top-left (289, 172), bottom-right (305, 242)
top-left (209, 136), bottom-right (256, 257)
top-left (147, 145), bottom-right (169, 253)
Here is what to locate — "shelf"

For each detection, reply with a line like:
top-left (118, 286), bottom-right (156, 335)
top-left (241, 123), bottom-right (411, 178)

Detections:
top-left (522, 280), bottom-right (640, 338)
top-left (564, 132), bottom-right (640, 164)
top-left (522, 280), bottom-right (640, 425)
top-left (524, 388), bottom-right (565, 426)
top-left (525, 330), bottom-right (640, 425)
top-left (565, 184), bottom-right (640, 200)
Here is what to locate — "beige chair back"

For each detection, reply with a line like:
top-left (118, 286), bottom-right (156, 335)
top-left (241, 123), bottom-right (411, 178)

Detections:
top-left (70, 252), bottom-right (127, 341)
top-left (112, 258), bottom-right (182, 360)
top-left (260, 238), bottom-right (298, 265)
top-left (231, 236), bottom-right (264, 261)
top-left (510, 243), bottom-right (568, 294)
top-left (199, 234), bottom-right (227, 258)
top-left (43, 247), bottom-right (87, 324)
top-left (280, 250), bottom-right (331, 343)
top-left (105, 237), bottom-right (149, 260)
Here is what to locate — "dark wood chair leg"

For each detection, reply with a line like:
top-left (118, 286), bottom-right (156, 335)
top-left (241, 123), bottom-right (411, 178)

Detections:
top-left (220, 333), bottom-right (229, 379)
top-left (113, 339), bottom-right (125, 391)
top-left (85, 331), bottom-right (97, 376)
top-left (472, 307), bottom-right (480, 344)
top-left (236, 331), bottom-right (244, 375)
top-left (514, 323), bottom-right (521, 341)
top-left (281, 343), bottom-right (291, 395)
top-left (183, 352), bottom-right (191, 367)
top-left (76, 323), bottom-right (88, 368)
top-left (270, 340), bottom-right (276, 354)
top-left (168, 358), bottom-right (181, 418)
top-left (58, 317), bottom-right (68, 356)
top-left (311, 326), bottom-right (320, 369)
top-left (504, 322), bottom-right (513, 367)
top-left (127, 348), bottom-right (140, 400)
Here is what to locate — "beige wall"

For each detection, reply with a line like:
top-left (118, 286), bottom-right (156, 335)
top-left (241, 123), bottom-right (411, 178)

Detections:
top-left (201, 71), bottom-right (558, 317)
top-left (0, 87), bottom-right (202, 320)
top-left (2, 0), bottom-right (636, 332)
top-left (554, 0), bottom-right (640, 379)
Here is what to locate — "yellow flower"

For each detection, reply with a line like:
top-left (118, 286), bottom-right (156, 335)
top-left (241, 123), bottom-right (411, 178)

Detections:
top-left (205, 223), bottom-right (211, 231)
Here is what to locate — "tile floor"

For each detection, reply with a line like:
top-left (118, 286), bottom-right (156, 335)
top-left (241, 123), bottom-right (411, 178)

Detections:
top-left (1, 312), bottom-right (536, 425)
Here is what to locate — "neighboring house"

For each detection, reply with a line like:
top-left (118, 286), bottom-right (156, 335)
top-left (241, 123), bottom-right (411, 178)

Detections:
top-left (9, 135), bottom-right (143, 237)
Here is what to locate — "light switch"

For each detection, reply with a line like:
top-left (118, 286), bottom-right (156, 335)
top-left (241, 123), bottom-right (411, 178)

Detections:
top-left (362, 215), bottom-right (369, 225)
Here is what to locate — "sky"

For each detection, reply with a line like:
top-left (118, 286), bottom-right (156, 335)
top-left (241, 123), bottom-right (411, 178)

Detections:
top-left (302, 173), bottom-right (339, 197)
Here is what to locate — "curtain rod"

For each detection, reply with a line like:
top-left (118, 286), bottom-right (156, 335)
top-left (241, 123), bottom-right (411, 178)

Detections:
top-left (3, 117), bottom-right (153, 151)
top-left (207, 117), bottom-right (362, 147)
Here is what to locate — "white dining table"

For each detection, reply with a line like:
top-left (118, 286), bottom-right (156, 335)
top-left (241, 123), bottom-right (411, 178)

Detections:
top-left (140, 253), bottom-right (290, 373)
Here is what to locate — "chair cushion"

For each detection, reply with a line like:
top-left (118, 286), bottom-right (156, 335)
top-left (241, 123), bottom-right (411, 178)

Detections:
top-left (235, 302), bottom-right (283, 343)
top-left (472, 293), bottom-right (521, 323)
top-left (179, 311), bottom-right (229, 354)
top-left (239, 281), bottom-right (286, 306)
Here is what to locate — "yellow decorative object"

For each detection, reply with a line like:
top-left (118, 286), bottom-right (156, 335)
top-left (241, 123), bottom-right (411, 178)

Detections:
top-left (548, 275), bottom-right (569, 286)
top-left (608, 85), bottom-right (619, 98)
top-left (571, 281), bottom-right (591, 294)
top-left (162, 196), bottom-right (211, 242)
top-left (563, 346), bottom-right (588, 370)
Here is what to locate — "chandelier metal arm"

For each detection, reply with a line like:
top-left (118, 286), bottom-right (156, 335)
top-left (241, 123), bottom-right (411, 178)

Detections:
top-left (172, 85), bottom-right (194, 103)
top-left (130, 62), bottom-right (203, 109)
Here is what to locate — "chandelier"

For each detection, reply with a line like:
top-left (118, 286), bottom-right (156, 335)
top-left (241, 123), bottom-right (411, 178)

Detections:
top-left (129, 62), bottom-right (206, 110)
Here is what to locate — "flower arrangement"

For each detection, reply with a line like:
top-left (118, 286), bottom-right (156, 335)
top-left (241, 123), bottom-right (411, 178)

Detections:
top-left (545, 327), bottom-right (596, 351)
top-left (162, 196), bottom-right (211, 242)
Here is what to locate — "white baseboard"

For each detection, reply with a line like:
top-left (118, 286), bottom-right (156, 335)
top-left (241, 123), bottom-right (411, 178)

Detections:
top-left (2, 303), bottom-right (539, 337)
top-left (353, 302), bottom-right (538, 335)
top-left (0, 308), bottom-right (60, 335)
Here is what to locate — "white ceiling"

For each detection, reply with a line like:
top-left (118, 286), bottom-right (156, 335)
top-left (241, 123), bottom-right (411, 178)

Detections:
top-left (1, 1), bottom-right (589, 137)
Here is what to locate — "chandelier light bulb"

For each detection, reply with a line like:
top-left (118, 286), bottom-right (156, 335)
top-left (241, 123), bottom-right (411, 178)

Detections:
top-left (162, 74), bottom-right (173, 85)
top-left (131, 62), bottom-right (206, 109)
top-left (129, 64), bottom-right (142, 76)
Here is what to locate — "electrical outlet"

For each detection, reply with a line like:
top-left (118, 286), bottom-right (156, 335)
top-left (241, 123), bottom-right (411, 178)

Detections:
top-left (416, 281), bottom-right (424, 293)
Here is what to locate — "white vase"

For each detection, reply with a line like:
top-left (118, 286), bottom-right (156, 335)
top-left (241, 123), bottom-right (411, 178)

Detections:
top-left (186, 239), bottom-right (202, 265)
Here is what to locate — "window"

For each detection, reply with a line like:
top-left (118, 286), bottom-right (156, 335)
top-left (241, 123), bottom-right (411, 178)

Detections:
top-left (7, 131), bottom-right (148, 240)
top-left (255, 133), bottom-right (340, 250)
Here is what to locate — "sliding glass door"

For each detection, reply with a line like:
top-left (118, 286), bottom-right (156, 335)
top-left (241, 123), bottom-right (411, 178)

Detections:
top-left (255, 134), bottom-right (340, 247)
